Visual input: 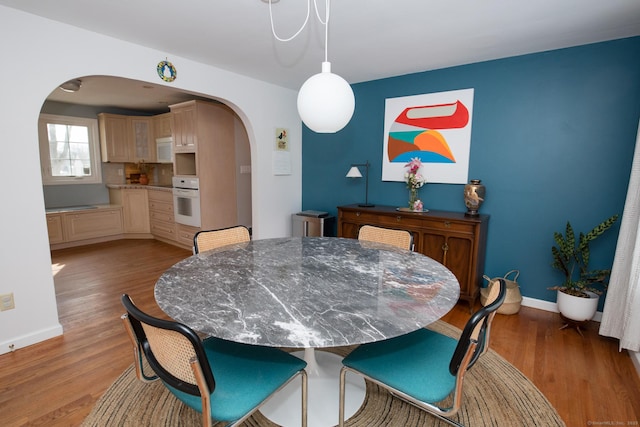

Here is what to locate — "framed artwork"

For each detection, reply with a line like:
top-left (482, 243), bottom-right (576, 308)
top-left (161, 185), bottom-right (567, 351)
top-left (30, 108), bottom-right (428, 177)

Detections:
top-left (275, 128), bottom-right (289, 151)
top-left (273, 128), bottom-right (291, 175)
top-left (382, 88), bottom-right (474, 184)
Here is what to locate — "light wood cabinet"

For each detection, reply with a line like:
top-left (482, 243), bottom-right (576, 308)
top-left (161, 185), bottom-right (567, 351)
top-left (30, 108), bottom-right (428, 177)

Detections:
top-left (98, 113), bottom-right (130, 162)
top-left (46, 214), bottom-right (65, 244)
top-left (337, 204), bottom-right (489, 309)
top-left (99, 113), bottom-right (157, 163)
top-left (129, 117), bottom-right (156, 163)
top-left (169, 100), bottom-right (238, 230)
top-left (171, 103), bottom-right (197, 152)
top-left (153, 113), bottom-right (173, 139)
top-left (176, 223), bottom-right (200, 250)
top-left (109, 188), bottom-right (150, 234)
top-left (148, 189), bottom-right (176, 242)
top-left (64, 208), bottom-right (124, 242)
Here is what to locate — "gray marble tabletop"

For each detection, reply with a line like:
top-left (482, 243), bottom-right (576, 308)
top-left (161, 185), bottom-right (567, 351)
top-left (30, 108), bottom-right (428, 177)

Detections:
top-left (155, 237), bottom-right (460, 348)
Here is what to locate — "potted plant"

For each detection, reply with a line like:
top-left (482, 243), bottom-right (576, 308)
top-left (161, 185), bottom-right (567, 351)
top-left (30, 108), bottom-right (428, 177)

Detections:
top-left (548, 214), bottom-right (618, 322)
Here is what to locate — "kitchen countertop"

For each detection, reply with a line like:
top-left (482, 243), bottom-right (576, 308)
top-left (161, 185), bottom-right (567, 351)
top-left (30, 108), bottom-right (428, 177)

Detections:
top-left (106, 184), bottom-right (173, 192)
top-left (45, 204), bottom-right (121, 214)
top-left (46, 185), bottom-right (173, 214)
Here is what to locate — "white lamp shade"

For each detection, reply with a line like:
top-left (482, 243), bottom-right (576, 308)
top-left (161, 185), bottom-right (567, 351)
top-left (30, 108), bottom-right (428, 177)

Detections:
top-left (297, 62), bottom-right (355, 133)
top-left (346, 166), bottom-right (362, 178)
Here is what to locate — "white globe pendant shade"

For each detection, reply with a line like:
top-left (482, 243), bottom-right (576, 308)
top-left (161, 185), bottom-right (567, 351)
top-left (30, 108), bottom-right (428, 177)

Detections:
top-left (297, 62), bottom-right (355, 133)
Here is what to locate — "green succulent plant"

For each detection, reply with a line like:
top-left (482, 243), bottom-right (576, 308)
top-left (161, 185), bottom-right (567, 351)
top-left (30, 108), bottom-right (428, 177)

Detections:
top-left (549, 214), bottom-right (619, 297)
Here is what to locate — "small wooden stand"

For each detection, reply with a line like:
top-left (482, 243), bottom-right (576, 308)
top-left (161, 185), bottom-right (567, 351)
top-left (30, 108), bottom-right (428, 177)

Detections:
top-left (559, 314), bottom-right (589, 337)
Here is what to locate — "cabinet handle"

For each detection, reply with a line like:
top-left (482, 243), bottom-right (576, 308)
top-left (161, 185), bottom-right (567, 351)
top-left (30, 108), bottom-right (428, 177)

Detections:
top-left (442, 242), bottom-right (449, 253)
top-left (356, 212), bottom-right (361, 217)
top-left (444, 221), bottom-right (451, 228)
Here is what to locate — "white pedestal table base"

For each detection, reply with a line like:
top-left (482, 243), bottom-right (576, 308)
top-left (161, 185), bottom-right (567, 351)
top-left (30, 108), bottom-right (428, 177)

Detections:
top-left (260, 349), bottom-right (366, 427)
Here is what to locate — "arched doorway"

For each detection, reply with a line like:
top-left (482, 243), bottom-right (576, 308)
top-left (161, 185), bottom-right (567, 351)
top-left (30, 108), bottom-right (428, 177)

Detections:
top-left (40, 75), bottom-right (253, 314)
top-left (41, 75), bottom-right (252, 227)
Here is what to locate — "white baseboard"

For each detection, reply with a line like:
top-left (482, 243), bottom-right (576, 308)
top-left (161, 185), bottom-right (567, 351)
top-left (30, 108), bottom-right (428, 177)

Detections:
top-left (0, 323), bottom-right (63, 355)
top-left (520, 296), bottom-right (602, 322)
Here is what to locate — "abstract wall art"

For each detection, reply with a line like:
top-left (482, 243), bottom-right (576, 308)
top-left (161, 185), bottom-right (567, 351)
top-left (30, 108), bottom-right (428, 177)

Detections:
top-left (382, 88), bottom-right (474, 184)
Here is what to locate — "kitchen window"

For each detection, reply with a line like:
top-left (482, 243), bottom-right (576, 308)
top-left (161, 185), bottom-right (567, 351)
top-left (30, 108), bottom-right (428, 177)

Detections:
top-left (38, 114), bottom-right (102, 185)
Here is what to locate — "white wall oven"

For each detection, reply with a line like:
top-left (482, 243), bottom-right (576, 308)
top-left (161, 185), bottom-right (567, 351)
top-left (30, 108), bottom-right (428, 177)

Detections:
top-left (172, 176), bottom-right (201, 227)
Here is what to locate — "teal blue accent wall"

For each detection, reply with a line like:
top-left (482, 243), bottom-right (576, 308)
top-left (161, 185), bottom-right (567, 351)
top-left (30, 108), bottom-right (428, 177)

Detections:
top-left (302, 37), bottom-right (640, 306)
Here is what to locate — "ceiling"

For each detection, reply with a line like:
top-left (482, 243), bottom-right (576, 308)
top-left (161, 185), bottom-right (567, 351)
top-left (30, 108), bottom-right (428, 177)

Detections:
top-left (3, 0), bottom-right (640, 112)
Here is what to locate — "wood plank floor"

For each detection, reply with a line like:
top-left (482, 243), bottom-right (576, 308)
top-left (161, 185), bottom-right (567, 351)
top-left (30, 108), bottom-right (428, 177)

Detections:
top-left (1, 239), bottom-right (639, 426)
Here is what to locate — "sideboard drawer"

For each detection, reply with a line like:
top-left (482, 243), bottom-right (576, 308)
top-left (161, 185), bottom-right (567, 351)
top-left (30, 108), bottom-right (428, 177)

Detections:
top-left (421, 219), bottom-right (475, 234)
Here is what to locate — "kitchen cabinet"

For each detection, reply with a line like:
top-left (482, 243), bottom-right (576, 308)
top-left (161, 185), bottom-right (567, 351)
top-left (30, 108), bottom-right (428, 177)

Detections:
top-left (153, 113), bottom-right (173, 139)
top-left (129, 117), bottom-right (156, 163)
top-left (170, 103), bottom-right (197, 152)
top-left (46, 213), bottom-right (65, 244)
top-left (98, 113), bottom-right (130, 162)
top-left (109, 188), bottom-right (150, 234)
top-left (176, 223), bottom-right (200, 250)
top-left (64, 208), bottom-right (124, 242)
top-left (337, 204), bottom-right (489, 309)
top-left (169, 100), bottom-right (238, 230)
top-left (148, 188), bottom-right (176, 242)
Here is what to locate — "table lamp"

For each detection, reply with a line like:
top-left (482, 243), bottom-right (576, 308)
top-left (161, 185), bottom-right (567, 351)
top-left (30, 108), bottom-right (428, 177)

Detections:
top-left (346, 161), bottom-right (374, 207)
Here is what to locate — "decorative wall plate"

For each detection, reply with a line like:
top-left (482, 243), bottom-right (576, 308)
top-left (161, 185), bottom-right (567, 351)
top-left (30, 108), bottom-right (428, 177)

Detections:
top-left (157, 60), bottom-right (177, 82)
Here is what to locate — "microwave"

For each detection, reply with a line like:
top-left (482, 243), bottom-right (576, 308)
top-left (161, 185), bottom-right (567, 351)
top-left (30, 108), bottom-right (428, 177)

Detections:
top-left (156, 137), bottom-right (173, 163)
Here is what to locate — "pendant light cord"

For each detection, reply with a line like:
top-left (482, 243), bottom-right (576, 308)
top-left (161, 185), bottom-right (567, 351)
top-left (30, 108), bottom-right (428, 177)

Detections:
top-left (322, 0), bottom-right (330, 63)
top-left (268, 0), bottom-right (331, 64)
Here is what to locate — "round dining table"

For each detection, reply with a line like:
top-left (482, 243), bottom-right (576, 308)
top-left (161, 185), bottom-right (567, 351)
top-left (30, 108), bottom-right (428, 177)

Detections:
top-left (155, 236), bottom-right (460, 427)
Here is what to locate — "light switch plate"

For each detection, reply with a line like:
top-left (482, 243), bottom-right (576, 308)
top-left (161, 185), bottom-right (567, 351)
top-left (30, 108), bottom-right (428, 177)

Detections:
top-left (0, 293), bottom-right (15, 311)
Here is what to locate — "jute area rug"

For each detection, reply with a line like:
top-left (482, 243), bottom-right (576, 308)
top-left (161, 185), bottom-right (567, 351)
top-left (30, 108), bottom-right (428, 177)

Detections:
top-left (82, 321), bottom-right (565, 426)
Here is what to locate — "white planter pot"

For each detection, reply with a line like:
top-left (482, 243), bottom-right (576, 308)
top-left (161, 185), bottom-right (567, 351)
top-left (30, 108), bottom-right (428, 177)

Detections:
top-left (556, 289), bottom-right (599, 322)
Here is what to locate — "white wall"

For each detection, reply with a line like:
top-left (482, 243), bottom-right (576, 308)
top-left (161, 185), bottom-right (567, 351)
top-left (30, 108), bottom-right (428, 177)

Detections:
top-left (0, 6), bottom-right (302, 354)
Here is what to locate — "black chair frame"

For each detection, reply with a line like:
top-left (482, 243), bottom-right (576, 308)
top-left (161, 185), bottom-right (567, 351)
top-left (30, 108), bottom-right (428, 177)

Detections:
top-left (121, 294), bottom-right (215, 396)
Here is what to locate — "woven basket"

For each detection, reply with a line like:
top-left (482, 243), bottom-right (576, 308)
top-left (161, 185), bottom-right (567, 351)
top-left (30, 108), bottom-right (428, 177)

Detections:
top-left (481, 270), bottom-right (522, 315)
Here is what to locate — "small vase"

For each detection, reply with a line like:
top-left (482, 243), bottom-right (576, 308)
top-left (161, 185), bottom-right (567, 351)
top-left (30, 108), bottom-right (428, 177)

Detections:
top-left (408, 187), bottom-right (418, 209)
top-left (464, 179), bottom-right (485, 216)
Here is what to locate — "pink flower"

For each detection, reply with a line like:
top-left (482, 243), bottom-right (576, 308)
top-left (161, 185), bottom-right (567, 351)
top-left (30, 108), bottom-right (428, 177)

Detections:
top-left (405, 158), bottom-right (422, 174)
top-left (413, 200), bottom-right (423, 211)
top-left (404, 158), bottom-right (426, 190)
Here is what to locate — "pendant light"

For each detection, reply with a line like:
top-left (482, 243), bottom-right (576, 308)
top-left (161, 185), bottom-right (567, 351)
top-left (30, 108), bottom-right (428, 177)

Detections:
top-left (267, 0), bottom-right (355, 133)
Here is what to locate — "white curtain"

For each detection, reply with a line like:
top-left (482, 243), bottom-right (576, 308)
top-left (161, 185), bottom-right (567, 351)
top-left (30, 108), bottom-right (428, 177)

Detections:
top-left (599, 119), bottom-right (640, 352)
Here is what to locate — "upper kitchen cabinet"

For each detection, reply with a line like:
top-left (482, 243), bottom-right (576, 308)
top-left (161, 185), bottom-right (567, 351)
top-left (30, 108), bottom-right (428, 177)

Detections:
top-left (129, 117), bottom-right (156, 163)
top-left (170, 102), bottom-right (197, 152)
top-left (98, 113), bottom-right (130, 162)
top-left (153, 113), bottom-right (173, 139)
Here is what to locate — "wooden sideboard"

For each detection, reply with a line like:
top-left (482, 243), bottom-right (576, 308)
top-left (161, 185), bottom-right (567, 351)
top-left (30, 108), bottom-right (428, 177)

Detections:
top-left (337, 204), bottom-right (489, 310)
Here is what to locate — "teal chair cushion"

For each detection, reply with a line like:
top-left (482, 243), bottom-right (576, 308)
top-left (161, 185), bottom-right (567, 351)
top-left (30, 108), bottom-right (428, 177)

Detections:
top-left (342, 328), bottom-right (457, 403)
top-left (166, 337), bottom-right (306, 422)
